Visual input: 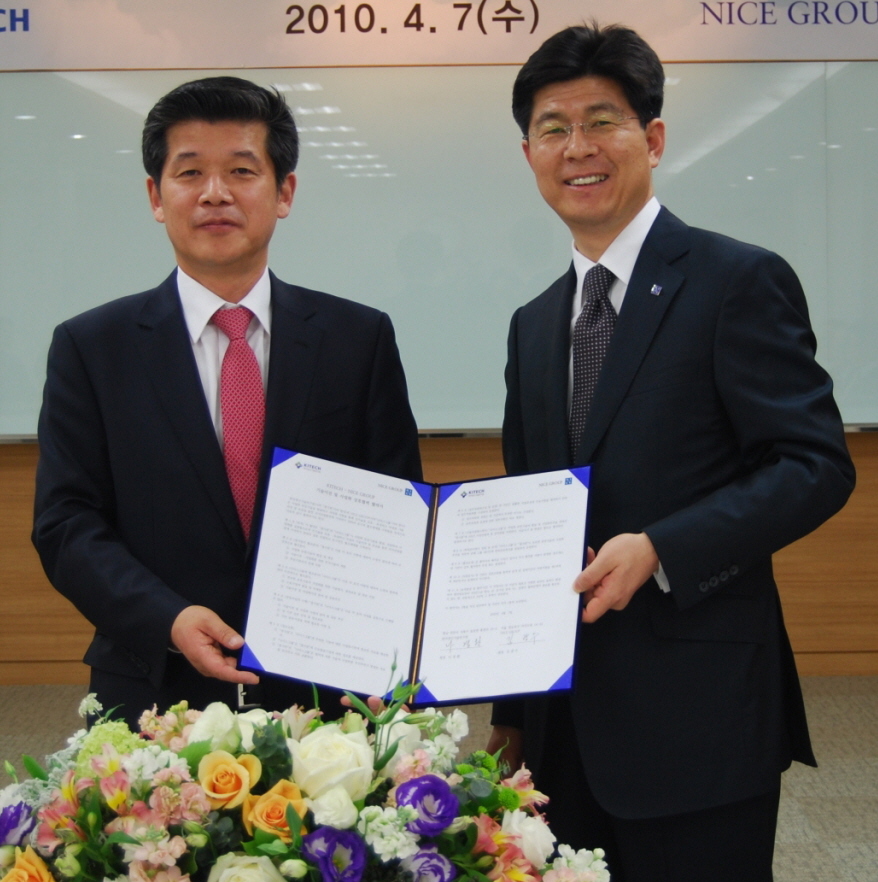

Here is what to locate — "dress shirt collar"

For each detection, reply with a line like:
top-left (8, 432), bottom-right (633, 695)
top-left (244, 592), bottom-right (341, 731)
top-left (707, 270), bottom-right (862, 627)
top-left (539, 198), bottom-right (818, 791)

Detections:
top-left (571, 197), bottom-right (661, 311)
top-left (176, 267), bottom-right (272, 343)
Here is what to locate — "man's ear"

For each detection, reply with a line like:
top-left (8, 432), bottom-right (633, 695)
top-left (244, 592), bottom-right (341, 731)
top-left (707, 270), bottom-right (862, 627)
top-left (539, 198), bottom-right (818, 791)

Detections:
top-left (276, 172), bottom-right (296, 219)
top-left (146, 176), bottom-right (165, 223)
top-left (646, 118), bottom-right (666, 169)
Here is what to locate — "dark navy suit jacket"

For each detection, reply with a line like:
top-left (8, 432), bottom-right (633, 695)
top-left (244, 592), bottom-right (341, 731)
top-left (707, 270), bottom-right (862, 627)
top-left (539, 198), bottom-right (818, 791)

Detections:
top-left (33, 270), bottom-right (422, 722)
top-left (493, 208), bottom-right (855, 819)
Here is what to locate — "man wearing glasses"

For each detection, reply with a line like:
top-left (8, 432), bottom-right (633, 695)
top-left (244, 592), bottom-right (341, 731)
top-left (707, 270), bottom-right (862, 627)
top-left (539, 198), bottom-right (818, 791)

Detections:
top-left (488, 23), bottom-right (854, 881)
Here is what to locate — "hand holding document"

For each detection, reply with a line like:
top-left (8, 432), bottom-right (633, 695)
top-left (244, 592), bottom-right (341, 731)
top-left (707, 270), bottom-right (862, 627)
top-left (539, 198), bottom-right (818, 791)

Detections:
top-left (241, 450), bottom-right (590, 704)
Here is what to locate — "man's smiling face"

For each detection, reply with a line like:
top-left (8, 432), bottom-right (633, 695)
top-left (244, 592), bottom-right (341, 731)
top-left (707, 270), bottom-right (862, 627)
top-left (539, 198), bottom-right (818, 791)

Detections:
top-left (523, 75), bottom-right (665, 261)
top-left (147, 118), bottom-right (295, 294)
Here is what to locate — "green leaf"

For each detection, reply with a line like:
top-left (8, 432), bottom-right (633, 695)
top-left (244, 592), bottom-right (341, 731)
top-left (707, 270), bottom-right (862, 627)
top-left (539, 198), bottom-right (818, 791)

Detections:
top-left (342, 691), bottom-right (377, 723)
top-left (177, 740), bottom-right (214, 776)
top-left (257, 840), bottom-right (289, 856)
top-left (21, 755), bottom-right (48, 780)
top-left (104, 832), bottom-right (141, 845)
top-left (4, 759), bottom-right (18, 783)
top-left (373, 738), bottom-right (402, 772)
top-left (468, 778), bottom-right (493, 799)
top-left (285, 803), bottom-right (303, 848)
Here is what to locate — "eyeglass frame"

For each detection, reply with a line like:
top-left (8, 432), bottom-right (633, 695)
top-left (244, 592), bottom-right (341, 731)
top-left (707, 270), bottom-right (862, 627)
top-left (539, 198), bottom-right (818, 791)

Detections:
top-left (525, 114), bottom-right (642, 146)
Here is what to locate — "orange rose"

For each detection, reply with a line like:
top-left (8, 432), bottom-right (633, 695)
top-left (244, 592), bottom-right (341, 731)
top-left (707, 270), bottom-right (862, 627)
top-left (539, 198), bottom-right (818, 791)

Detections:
top-left (1, 847), bottom-right (55, 882)
top-left (198, 751), bottom-right (262, 810)
top-left (243, 779), bottom-right (308, 842)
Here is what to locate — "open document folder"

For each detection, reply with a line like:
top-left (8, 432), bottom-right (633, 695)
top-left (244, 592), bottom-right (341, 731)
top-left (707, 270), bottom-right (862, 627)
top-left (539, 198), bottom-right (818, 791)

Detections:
top-left (240, 450), bottom-right (590, 705)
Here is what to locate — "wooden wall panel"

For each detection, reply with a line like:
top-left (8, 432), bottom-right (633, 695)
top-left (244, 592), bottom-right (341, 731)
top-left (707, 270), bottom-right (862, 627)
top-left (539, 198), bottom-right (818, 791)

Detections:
top-left (1, 433), bottom-right (876, 684)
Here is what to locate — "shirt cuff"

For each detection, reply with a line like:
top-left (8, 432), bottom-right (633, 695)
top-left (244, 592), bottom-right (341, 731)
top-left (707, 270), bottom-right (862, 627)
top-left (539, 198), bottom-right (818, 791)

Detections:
top-left (655, 562), bottom-right (671, 593)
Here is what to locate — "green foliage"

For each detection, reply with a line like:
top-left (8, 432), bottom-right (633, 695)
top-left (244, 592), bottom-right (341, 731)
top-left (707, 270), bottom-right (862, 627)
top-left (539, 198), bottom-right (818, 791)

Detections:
top-left (21, 755), bottom-right (47, 781)
top-left (250, 720), bottom-right (294, 791)
top-left (176, 740), bottom-right (214, 779)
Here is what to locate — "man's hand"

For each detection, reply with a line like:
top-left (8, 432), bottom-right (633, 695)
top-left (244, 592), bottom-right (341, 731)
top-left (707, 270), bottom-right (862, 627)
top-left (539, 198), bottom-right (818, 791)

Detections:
top-left (486, 725), bottom-right (524, 773)
top-left (170, 605), bottom-right (260, 685)
top-left (575, 532), bottom-right (659, 623)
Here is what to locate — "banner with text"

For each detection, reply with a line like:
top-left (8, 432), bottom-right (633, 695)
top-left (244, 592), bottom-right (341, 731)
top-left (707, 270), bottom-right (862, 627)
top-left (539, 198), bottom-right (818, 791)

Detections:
top-left (1, 0), bottom-right (876, 70)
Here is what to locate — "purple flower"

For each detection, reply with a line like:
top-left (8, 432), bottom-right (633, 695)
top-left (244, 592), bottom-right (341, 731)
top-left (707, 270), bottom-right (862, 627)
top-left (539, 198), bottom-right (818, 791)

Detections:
top-left (0, 802), bottom-right (35, 847)
top-left (394, 775), bottom-right (459, 837)
top-left (401, 847), bottom-right (457, 882)
top-left (302, 826), bottom-right (368, 882)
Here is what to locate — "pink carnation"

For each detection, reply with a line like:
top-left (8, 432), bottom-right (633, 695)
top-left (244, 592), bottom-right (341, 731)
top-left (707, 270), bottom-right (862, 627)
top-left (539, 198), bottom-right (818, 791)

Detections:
top-left (392, 748), bottom-right (433, 784)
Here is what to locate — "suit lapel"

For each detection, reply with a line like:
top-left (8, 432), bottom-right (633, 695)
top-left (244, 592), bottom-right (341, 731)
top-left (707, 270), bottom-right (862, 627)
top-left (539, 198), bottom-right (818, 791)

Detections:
top-left (261, 274), bottom-right (323, 462)
top-left (246, 276), bottom-right (325, 552)
top-left (135, 272), bottom-right (243, 545)
top-left (541, 267), bottom-right (578, 467)
top-left (576, 209), bottom-right (690, 464)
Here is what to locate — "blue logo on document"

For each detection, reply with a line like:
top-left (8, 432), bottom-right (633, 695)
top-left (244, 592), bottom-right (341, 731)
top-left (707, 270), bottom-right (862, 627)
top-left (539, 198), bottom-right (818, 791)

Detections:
top-left (565, 477), bottom-right (572, 485)
top-left (405, 488), bottom-right (412, 496)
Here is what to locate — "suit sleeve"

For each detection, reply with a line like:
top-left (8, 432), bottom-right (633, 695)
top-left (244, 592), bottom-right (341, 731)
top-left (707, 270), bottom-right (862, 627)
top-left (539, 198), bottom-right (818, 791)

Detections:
top-left (644, 250), bottom-right (855, 610)
top-left (32, 322), bottom-right (189, 688)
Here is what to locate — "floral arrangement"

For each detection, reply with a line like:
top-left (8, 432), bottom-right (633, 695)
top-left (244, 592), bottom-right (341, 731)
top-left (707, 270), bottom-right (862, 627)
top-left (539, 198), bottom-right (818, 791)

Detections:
top-left (0, 684), bottom-right (608, 882)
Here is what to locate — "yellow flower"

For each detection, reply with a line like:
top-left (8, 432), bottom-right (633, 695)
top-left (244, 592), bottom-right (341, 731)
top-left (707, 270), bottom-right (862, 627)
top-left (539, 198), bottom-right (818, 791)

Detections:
top-left (198, 750), bottom-right (262, 810)
top-left (243, 780), bottom-right (308, 843)
top-left (1, 847), bottom-right (55, 882)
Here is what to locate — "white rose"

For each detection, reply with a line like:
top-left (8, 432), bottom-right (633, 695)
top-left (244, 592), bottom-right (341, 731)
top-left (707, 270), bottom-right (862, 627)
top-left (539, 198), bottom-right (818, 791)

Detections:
top-left (289, 723), bottom-right (374, 801)
top-left (306, 784), bottom-right (359, 829)
top-left (501, 810), bottom-right (556, 869)
top-left (188, 702), bottom-right (241, 752)
top-left (207, 854), bottom-right (286, 882)
top-left (237, 708), bottom-right (273, 752)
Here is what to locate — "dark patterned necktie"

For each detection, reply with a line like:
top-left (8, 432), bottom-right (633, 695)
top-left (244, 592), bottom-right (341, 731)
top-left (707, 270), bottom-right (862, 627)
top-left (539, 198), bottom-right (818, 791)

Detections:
top-left (211, 306), bottom-right (265, 539)
top-left (568, 264), bottom-right (616, 457)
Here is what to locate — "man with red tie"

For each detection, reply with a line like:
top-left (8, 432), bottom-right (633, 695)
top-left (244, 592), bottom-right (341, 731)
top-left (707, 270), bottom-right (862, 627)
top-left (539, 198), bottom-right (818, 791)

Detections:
top-left (33, 77), bottom-right (422, 727)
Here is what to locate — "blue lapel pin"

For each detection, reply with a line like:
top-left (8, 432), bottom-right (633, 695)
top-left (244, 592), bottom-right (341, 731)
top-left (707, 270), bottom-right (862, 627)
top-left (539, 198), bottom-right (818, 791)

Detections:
top-left (650, 284), bottom-right (662, 296)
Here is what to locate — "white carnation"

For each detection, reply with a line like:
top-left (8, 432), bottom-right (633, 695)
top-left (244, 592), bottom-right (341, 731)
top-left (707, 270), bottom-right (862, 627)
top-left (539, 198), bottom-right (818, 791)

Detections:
top-left (501, 809), bottom-right (556, 869)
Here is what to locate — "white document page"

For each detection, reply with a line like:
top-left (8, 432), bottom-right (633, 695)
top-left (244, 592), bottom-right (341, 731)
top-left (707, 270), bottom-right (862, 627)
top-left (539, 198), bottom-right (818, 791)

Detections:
top-left (242, 452), bottom-right (430, 697)
top-left (416, 470), bottom-right (588, 703)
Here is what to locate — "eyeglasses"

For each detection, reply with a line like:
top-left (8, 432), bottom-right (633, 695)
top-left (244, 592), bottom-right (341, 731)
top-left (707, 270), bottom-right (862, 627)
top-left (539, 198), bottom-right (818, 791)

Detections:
top-left (527, 114), bottom-right (640, 146)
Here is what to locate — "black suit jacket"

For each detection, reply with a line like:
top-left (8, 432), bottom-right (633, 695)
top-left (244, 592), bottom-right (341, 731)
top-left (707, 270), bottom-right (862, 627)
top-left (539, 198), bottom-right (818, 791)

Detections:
top-left (494, 208), bottom-right (855, 819)
top-left (33, 271), bottom-right (422, 721)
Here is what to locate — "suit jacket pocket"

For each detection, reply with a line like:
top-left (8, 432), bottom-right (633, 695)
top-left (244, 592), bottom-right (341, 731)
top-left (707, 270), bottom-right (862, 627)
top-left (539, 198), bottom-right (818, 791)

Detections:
top-left (649, 590), bottom-right (768, 645)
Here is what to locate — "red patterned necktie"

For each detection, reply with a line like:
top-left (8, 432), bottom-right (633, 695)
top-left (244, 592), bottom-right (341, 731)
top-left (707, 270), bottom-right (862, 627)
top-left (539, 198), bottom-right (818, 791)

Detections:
top-left (211, 307), bottom-right (265, 539)
top-left (569, 264), bottom-right (616, 458)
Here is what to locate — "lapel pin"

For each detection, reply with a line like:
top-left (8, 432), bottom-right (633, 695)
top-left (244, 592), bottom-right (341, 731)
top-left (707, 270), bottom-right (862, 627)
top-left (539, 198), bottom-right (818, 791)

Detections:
top-left (650, 284), bottom-right (662, 296)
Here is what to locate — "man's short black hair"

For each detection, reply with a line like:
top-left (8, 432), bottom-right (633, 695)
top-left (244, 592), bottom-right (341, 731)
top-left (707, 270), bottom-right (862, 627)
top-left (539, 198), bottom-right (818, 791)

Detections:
top-left (512, 23), bottom-right (665, 137)
top-left (142, 76), bottom-right (298, 188)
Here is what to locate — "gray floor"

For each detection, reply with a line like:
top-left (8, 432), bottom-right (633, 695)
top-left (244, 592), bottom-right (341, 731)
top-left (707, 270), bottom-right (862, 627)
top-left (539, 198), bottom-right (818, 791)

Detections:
top-left (2, 677), bottom-right (876, 880)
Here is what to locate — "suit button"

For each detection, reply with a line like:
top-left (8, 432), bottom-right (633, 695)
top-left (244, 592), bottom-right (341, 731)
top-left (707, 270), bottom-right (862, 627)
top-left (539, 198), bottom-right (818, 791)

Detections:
top-left (699, 581), bottom-right (710, 593)
top-left (709, 576), bottom-right (719, 588)
top-left (729, 564), bottom-right (739, 576)
top-left (720, 570), bottom-right (729, 582)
